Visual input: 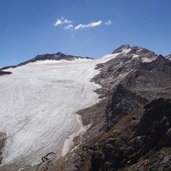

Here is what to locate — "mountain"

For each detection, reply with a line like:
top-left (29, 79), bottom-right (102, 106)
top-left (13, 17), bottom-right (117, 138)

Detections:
top-left (0, 45), bottom-right (171, 171)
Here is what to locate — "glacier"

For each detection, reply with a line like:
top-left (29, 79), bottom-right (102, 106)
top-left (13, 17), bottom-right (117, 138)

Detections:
top-left (0, 55), bottom-right (119, 166)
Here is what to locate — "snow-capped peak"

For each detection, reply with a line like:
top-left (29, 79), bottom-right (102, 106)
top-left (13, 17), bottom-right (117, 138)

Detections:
top-left (111, 45), bottom-right (157, 63)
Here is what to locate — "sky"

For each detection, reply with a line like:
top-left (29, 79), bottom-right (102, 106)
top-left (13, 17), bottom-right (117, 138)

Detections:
top-left (0, 0), bottom-right (171, 67)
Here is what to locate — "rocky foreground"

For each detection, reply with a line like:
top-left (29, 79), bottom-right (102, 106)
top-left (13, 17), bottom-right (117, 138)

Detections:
top-left (0, 45), bottom-right (171, 171)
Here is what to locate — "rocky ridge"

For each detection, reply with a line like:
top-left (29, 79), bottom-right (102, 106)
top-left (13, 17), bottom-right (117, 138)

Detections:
top-left (1, 52), bottom-right (91, 70)
top-left (0, 132), bottom-right (6, 164)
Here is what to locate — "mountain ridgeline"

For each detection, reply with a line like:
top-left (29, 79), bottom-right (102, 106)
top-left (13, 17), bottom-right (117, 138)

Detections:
top-left (1, 52), bottom-right (92, 70)
top-left (0, 45), bottom-right (171, 171)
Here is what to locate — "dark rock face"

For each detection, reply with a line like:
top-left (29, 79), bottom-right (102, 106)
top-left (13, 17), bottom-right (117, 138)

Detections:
top-left (124, 56), bottom-right (171, 100)
top-left (90, 99), bottom-right (171, 171)
top-left (0, 70), bottom-right (12, 75)
top-left (0, 132), bottom-right (6, 164)
top-left (135, 98), bottom-right (171, 149)
top-left (105, 84), bottom-right (143, 127)
top-left (33, 52), bottom-right (91, 62)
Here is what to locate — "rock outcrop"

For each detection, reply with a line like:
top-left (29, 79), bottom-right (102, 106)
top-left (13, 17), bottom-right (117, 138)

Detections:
top-left (90, 98), bottom-right (171, 171)
top-left (0, 70), bottom-right (12, 75)
top-left (0, 132), bottom-right (6, 164)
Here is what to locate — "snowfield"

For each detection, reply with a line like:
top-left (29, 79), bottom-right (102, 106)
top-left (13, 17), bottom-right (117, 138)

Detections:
top-left (0, 55), bottom-right (117, 166)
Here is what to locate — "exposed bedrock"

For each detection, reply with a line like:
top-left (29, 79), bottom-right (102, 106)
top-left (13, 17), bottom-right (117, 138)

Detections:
top-left (0, 132), bottom-right (6, 164)
top-left (0, 70), bottom-right (12, 75)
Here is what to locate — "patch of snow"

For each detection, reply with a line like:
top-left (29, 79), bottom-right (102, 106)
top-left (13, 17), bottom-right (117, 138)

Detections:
top-left (100, 53), bottom-right (121, 61)
top-left (61, 114), bottom-right (85, 156)
top-left (123, 48), bottom-right (131, 54)
top-left (141, 57), bottom-right (155, 63)
top-left (99, 48), bottom-right (132, 62)
top-left (138, 48), bottom-right (143, 52)
top-left (132, 54), bottom-right (139, 59)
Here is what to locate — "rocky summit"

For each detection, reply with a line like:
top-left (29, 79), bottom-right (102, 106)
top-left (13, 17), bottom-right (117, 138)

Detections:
top-left (0, 45), bottom-right (171, 171)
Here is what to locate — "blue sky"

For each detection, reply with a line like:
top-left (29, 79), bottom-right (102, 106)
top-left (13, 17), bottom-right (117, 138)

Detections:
top-left (0, 0), bottom-right (171, 67)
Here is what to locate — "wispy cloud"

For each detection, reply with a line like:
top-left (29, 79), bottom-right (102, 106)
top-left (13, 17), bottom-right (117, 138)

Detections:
top-left (54, 17), bottom-right (72, 27)
top-left (64, 24), bottom-right (74, 30)
top-left (104, 20), bottom-right (112, 25)
top-left (54, 18), bottom-right (112, 31)
top-left (74, 20), bottom-right (102, 30)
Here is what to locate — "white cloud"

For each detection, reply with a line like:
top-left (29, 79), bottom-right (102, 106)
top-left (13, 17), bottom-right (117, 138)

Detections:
top-left (54, 17), bottom-right (72, 27)
top-left (74, 20), bottom-right (102, 30)
top-left (64, 24), bottom-right (74, 30)
top-left (104, 20), bottom-right (112, 25)
top-left (54, 18), bottom-right (112, 31)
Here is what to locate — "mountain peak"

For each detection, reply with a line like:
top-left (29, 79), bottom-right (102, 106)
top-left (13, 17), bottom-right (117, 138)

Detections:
top-left (112, 45), bottom-right (156, 55)
top-left (109, 45), bottom-right (158, 63)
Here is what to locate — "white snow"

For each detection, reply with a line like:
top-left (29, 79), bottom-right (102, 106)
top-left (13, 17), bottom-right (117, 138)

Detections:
top-left (131, 53), bottom-right (156, 63)
top-left (132, 54), bottom-right (139, 59)
top-left (0, 56), bottom-right (118, 166)
top-left (99, 53), bottom-right (121, 61)
top-left (138, 48), bottom-right (143, 52)
top-left (123, 48), bottom-right (131, 54)
top-left (141, 57), bottom-right (156, 63)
